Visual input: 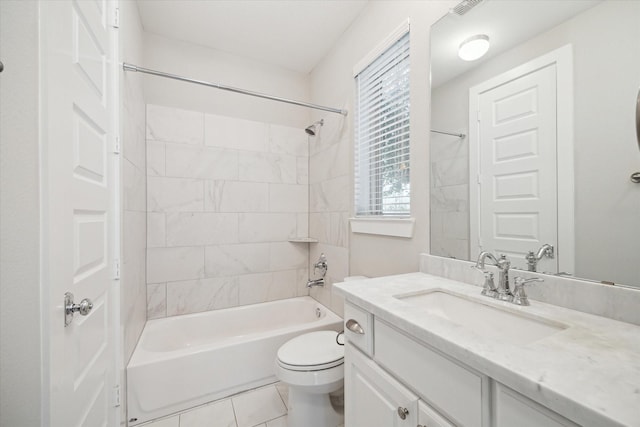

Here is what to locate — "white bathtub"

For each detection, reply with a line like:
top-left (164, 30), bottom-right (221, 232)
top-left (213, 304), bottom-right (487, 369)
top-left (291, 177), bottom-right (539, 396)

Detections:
top-left (126, 296), bottom-right (342, 425)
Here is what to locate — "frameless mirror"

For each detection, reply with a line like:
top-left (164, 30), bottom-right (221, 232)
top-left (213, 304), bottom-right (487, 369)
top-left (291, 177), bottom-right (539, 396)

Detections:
top-left (429, 0), bottom-right (640, 288)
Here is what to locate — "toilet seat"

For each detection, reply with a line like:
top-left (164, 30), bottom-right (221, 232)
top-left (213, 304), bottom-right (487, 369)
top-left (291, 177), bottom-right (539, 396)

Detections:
top-left (277, 331), bottom-right (344, 372)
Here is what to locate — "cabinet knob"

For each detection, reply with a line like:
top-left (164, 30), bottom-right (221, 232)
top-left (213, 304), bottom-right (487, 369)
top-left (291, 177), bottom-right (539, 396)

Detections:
top-left (397, 406), bottom-right (409, 420)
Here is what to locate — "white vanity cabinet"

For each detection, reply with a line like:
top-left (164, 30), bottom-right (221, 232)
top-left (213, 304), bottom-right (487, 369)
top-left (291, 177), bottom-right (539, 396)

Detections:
top-left (493, 383), bottom-right (579, 427)
top-left (345, 343), bottom-right (418, 426)
top-left (418, 402), bottom-right (455, 427)
top-left (344, 302), bottom-right (582, 427)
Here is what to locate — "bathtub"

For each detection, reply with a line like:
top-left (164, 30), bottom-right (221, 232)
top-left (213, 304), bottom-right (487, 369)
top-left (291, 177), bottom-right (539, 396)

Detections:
top-left (126, 296), bottom-right (342, 425)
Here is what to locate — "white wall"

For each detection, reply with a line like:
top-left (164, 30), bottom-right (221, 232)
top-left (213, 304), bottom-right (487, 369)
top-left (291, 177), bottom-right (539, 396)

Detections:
top-left (430, 0), bottom-right (640, 286)
top-left (145, 105), bottom-right (311, 317)
top-left (0, 1), bottom-right (43, 425)
top-left (142, 32), bottom-right (311, 128)
top-left (308, 0), bottom-right (455, 290)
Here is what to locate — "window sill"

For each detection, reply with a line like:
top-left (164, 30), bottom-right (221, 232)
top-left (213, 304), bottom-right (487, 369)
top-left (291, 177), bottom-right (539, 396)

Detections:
top-left (349, 217), bottom-right (415, 238)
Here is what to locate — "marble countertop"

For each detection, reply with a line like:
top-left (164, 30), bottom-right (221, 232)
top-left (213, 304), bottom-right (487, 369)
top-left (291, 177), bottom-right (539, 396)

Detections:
top-left (335, 272), bottom-right (640, 427)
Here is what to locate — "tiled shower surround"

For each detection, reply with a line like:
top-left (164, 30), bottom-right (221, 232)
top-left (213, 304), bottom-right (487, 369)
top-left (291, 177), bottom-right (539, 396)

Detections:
top-left (145, 105), bottom-right (311, 319)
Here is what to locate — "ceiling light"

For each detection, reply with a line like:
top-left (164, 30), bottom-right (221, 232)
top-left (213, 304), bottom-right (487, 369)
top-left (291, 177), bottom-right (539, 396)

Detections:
top-left (458, 34), bottom-right (490, 61)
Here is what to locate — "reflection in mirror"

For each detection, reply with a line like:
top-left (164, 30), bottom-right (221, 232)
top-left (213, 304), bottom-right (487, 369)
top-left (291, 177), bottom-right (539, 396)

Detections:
top-left (429, 0), bottom-right (640, 288)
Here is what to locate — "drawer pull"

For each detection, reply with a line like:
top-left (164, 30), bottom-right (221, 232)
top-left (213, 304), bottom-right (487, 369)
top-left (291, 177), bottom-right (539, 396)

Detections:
top-left (397, 406), bottom-right (409, 420)
top-left (346, 319), bottom-right (364, 334)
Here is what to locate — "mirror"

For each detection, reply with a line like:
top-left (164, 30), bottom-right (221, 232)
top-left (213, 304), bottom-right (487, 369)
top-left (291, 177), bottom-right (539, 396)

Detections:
top-left (429, 0), bottom-right (640, 288)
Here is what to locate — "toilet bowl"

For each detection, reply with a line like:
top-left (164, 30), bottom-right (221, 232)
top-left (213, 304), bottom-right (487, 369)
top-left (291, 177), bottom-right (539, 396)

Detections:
top-left (275, 330), bottom-right (344, 427)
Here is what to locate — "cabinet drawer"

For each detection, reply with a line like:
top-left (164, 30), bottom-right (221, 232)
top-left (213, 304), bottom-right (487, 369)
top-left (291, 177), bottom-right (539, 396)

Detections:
top-left (493, 383), bottom-right (579, 427)
top-left (344, 302), bottom-right (373, 356)
top-left (375, 319), bottom-right (488, 427)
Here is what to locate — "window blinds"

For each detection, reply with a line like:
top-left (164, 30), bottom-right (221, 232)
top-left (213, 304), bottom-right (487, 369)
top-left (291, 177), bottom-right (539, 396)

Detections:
top-left (355, 31), bottom-right (410, 216)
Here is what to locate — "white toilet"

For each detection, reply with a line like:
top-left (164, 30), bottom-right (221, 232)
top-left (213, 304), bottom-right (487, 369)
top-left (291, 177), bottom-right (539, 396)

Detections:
top-left (275, 330), bottom-right (344, 427)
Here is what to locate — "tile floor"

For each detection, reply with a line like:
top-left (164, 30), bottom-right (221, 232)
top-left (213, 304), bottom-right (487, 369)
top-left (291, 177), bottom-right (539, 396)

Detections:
top-left (139, 382), bottom-right (291, 427)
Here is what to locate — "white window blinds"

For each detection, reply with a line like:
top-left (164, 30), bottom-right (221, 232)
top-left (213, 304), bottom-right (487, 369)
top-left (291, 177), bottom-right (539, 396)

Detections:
top-left (354, 31), bottom-right (410, 217)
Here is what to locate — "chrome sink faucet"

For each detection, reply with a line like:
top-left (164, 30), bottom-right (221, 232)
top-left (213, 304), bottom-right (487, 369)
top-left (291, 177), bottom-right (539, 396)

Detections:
top-left (525, 244), bottom-right (554, 272)
top-left (474, 252), bottom-right (512, 301)
top-left (512, 277), bottom-right (544, 306)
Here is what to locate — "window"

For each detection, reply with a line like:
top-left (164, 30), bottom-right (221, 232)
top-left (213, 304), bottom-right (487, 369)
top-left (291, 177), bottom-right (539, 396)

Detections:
top-left (354, 31), bottom-right (410, 217)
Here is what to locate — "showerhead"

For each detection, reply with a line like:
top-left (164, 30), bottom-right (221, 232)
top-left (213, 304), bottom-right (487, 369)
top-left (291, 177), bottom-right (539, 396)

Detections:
top-left (305, 119), bottom-right (324, 136)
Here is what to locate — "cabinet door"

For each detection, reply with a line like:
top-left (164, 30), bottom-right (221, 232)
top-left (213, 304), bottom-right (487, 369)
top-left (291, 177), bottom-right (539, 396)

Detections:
top-left (418, 401), bottom-right (456, 427)
top-left (345, 343), bottom-right (418, 427)
top-left (494, 383), bottom-right (579, 427)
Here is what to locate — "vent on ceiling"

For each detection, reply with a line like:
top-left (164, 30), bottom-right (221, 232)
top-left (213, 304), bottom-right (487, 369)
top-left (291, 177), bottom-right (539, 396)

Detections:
top-left (452, 0), bottom-right (485, 16)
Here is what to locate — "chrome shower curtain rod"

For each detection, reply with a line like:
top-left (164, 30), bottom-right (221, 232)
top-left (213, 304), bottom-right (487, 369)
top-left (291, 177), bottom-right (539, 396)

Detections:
top-left (430, 129), bottom-right (466, 138)
top-left (122, 63), bottom-right (348, 116)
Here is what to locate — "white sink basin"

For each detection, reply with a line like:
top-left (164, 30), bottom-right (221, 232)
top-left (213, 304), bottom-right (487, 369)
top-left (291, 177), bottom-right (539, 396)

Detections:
top-left (394, 290), bottom-right (567, 346)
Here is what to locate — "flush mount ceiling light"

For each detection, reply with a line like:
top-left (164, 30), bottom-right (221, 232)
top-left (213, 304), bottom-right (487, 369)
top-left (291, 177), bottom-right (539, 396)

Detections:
top-left (458, 34), bottom-right (490, 61)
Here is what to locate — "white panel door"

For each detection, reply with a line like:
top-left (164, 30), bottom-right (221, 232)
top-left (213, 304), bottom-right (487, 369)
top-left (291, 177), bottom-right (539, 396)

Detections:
top-left (42, 0), bottom-right (119, 425)
top-left (345, 344), bottom-right (418, 427)
top-left (476, 65), bottom-right (558, 272)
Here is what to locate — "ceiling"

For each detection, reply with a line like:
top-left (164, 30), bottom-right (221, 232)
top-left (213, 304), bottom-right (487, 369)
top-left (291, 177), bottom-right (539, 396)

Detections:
top-left (136, 0), bottom-right (369, 75)
top-left (431, 0), bottom-right (601, 88)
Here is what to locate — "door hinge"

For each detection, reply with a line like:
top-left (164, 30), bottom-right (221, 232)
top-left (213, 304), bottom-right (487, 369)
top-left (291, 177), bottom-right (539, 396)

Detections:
top-left (114, 259), bottom-right (120, 280)
top-left (476, 110), bottom-right (481, 122)
top-left (113, 136), bottom-right (121, 154)
top-left (477, 174), bottom-right (482, 185)
top-left (111, 7), bottom-right (120, 28)
top-left (112, 385), bottom-right (121, 407)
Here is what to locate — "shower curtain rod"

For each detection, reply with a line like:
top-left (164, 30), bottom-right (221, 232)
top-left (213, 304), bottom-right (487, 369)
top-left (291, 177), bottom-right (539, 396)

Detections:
top-left (122, 63), bottom-right (348, 116)
top-left (430, 129), bottom-right (466, 138)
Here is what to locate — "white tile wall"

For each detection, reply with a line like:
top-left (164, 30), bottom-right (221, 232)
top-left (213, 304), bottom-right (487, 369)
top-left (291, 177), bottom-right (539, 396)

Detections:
top-left (308, 113), bottom-right (351, 316)
top-left (147, 177), bottom-right (204, 212)
top-left (146, 104), bottom-right (204, 145)
top-left (429, 132), bottom-right (470, 260)
top-left (146, 105), bottom-right (311, 317)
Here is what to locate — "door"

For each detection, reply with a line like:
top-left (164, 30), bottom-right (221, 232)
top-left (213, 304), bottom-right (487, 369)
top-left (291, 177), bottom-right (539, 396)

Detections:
top-left (42, 0), bottom-right (119, 425)
top-left (472, 64), bottom-right (558, 272)
top-left (345, 344), bottom-right (418, 427)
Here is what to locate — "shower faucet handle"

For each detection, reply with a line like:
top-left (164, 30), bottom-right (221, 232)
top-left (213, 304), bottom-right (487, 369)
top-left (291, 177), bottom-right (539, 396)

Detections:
top-left (313, 253), bottom-right (328, 276)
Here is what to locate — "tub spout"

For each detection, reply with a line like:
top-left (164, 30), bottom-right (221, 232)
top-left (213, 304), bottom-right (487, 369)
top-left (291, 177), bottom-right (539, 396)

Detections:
top-left (306, 278), bottom-right (325, 288)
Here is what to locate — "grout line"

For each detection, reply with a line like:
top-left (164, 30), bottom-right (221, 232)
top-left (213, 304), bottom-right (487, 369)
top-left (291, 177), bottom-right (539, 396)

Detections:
top-left (230, 395), bottom-right (240, 427)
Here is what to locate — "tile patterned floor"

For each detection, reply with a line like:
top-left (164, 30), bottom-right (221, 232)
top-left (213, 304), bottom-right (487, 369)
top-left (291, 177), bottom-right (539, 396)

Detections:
top-left (139, 382), bottom-right (290, 427)
top-left (139, 381), bottom-right (345, 427)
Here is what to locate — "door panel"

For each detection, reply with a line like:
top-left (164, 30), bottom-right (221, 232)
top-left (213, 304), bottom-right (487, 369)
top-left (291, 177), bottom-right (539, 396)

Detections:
top-left (345, 344), bottom-right (418, 427)
top-left (42, 0), bottom-right (118, 425)
top-left (476, 65), bottom-right (558, 272)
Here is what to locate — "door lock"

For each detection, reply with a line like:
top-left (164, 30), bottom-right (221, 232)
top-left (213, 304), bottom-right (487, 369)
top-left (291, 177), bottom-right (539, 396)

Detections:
top-left (64, 292), bottom-right (93, 327)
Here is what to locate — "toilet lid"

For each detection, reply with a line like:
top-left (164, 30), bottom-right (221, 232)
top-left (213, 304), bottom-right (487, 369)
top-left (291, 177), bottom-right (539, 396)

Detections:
top-left (277, 331), bottom-right (344, 371)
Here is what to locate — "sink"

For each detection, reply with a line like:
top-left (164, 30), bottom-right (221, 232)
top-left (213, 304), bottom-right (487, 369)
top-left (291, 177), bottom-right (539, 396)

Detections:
top-left (394, 290), bottom-right (567, 346)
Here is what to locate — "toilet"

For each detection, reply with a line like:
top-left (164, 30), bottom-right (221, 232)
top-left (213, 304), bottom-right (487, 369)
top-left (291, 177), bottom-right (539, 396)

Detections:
top-left (275, 330), bottom-right (344, 427)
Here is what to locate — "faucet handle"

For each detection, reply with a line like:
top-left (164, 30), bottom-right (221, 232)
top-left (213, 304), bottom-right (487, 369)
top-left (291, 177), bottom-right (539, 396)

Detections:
top-left (514, 277), bottom-right (544, 287)
top-left (481, 271), bottom-right (498, 298)
top-left (512, 277), bottom-right (544, 306)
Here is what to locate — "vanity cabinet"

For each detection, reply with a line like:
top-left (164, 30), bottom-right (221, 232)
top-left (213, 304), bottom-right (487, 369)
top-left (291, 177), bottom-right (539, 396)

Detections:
top-left (493, 383), bottom-right (579, 427)
top-left (344, 302), bottom-right (581, 427)
top-left (418, 401), bottom-right (455, 427)
top-left (345, 343), bottom-right (418, 426)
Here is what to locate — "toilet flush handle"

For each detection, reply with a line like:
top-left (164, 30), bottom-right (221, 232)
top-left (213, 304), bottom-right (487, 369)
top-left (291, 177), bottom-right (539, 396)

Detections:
top-left (345, 319), bottom-right (364, 335)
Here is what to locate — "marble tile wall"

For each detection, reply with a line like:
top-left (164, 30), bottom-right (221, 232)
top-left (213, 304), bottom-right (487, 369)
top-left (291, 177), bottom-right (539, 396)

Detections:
top-left (308, 112), bottom-right (351, 317)
top-left (146, 105), bottom-right (310, 318)
top-left (429, 133), bottom-right (470, 261)
top-left (121, 46), bottom-right (147, 364)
